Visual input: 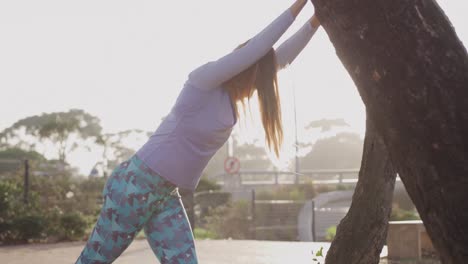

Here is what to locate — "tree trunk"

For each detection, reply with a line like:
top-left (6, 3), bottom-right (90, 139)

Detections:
top-left (311, 0), bottom-right (468, 263)
top-left (326, 113), bottom-right (396, 264)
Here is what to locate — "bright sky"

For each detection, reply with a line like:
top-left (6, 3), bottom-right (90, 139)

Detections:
top-left (1, 1), bottom-right (466, 174)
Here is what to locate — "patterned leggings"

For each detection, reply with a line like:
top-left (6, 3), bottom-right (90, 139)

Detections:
top-left (75, 155), bottom-right (198, 264)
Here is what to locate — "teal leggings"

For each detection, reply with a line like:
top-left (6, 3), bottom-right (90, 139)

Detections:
top-left (75, 156), bottom-right (198, 264)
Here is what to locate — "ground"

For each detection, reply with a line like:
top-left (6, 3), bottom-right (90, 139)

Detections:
top-left (0, 239), bottom-right (342, 264)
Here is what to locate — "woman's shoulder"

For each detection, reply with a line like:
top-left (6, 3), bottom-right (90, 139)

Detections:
top-left (173, 81), bottom-right (221, 114)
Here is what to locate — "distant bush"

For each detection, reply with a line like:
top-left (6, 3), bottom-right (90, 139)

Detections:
top-left (193, 228), bottom-right (218, 240)
top-left (391, 205), bottom-right (420, 221)
top-left (194, 178), bottom-right (229, 228)
top-left (196, 177), bottom-right (222, 192)
top-left (12, 214), bottom-right (46, 242)
top-left (256, 184), bottom-right (316, 201)
top-left (59, 212), bottom-right (87, 241)
top-left (325, 226), bottom-right (337, 241)
top-left (0, 180), bottom-right (88, 244)
top-left (314, 185), bottom-right (336, 194)
top-left (0, 180), bottom-right (47, 243)
top-left (204, 201), bottom-right (251, 239)
top-left (195, 191), bottom-right (231, 209)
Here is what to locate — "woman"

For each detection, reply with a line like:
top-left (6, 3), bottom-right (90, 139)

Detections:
top-left (76, 1), bottom-right (320, 263)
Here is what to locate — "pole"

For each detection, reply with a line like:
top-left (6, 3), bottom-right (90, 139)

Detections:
top-left (311, 200), bottom-right (316, 242)
top-left (251, 189), bottom-right (256, 240)
top-left (24, 159), bottom-right (29, 204)
top-left (293, 83), bottom-right (300, 184)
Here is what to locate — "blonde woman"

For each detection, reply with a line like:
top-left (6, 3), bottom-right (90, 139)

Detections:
top-left (76, 1), bottom-right (320, 263)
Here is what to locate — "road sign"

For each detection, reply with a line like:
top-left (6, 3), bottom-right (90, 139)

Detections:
top-left (224, 157), bottom-right (240, 174)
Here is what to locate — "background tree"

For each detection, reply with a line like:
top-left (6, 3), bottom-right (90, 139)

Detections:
top-left (311, 0), bottom-right (468, 262)
top-left (0, 109), bottom-right (102, 163)
top-left (95, 129), bottom-right (148, 176)
top-left (233, 138), bottom-right (276, 171)
top-left (0, 148), bottom-right (45, 175)
top-left (203, 134), bottom-right (276, 179)
top-left (300, 132), bottom-right (363, 170)
top-left (306, 118), bottom-right (349, 132)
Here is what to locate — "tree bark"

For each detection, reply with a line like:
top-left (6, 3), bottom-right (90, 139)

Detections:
top-left (325, 113), bottom-right (396, 264)
top-left (311, 0), bottom-right (468, 263)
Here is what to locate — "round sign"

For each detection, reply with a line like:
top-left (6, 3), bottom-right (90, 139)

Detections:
top-left (224, 157), bottom-right (240, 174)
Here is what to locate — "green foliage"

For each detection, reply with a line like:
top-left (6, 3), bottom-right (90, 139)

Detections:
top-left (314, 185), bottom-right (336, 194)
top-left (194, 179), bottom-right (230, 229)
top-left (325, 226), bottom-right (337, 241)
top-left (43, 207), bottom-right (65, 240)
top-left (193, 228), bottom-right (218, 240)
top-left (233, 140), bottom-right (275, 170)
top-left (256, 184), bottom-right (316, 201)
top-left (0, 148), bottom-right (45, 161)
top-left (1, 109), bottom-right (102, 162)
top-left (59, 212), bottom-right (87, 240)
top-left (300, 132), bottom-right (363, 170)
top-left (391, 206), bottom-right (420, 221)
top-left (43, 208), bottom-right (91, 242)
top-left (0, 180), bottom-right (24, 217)
top-left (72, 177), bottom-right (105, 215)
top-left (203, 136), bottom-right (275, 178)
top-left (312, 246), bottom-right (325, 264)
top-left (0, 148), bottom-right (46, 174)
top-left (196, 177), bottom-right (222, 192)
top-left (195, 192), bottom-right (231, 209)
top-left (194, 191), bottom-right (232, 232)
top-left (0, 180), bottom-right (46, 243)
top-left (0, 179), bottom-right (92, 244)
top-left (254, 201), bottom-right (304, 241)
top-left (204, 201), bottom-right (251, 239)
top-left (12, 214), bottom-right (46, 242)
top-left (96, 129), bottom-right (146, 176)
top-left (306, 118), bottom-right (349, 132)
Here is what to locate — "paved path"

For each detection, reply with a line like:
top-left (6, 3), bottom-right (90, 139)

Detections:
top-left (1, 239), bottom-right (387, 264)
top-left (1, 239), bottom-right (333, 264)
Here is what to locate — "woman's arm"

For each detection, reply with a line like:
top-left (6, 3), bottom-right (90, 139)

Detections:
top-left (188, 0), bottom-right (308, 90)
top-left (276, 14), bottom-right (320, 70)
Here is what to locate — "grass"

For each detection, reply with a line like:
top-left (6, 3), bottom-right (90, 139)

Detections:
top-left (193, 228), bottom-right (218, 240)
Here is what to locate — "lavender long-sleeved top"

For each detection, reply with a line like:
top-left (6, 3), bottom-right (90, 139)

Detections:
top-left (136, 9), bottom-right (318, 190)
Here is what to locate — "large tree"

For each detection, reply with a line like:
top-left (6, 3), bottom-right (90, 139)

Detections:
top-left (311, 0), bottom-right (468, 262)
top-left (325, 115), bottom-right (396, 264)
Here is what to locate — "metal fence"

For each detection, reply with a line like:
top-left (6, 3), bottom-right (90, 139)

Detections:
top-left (211, 169), bottom-right (361, 191)
top-left (180, 188), bottom-right (324, 241)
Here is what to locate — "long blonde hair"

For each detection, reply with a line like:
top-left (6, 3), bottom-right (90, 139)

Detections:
top-left (223, 48), bottom-right (283, 157)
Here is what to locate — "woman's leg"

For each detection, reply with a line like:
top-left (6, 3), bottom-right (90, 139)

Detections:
top-left (75, 157), bottom-right (173, 264)
top-left (144, 189), bottom-right (198, 264)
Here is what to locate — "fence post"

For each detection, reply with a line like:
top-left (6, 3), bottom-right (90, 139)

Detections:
top-left (312, 200), bottom-right (316, 242)
top-left (251, 189), bottom-right (256, 240)
top-left (24, 159), bottom-right (29, 204)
